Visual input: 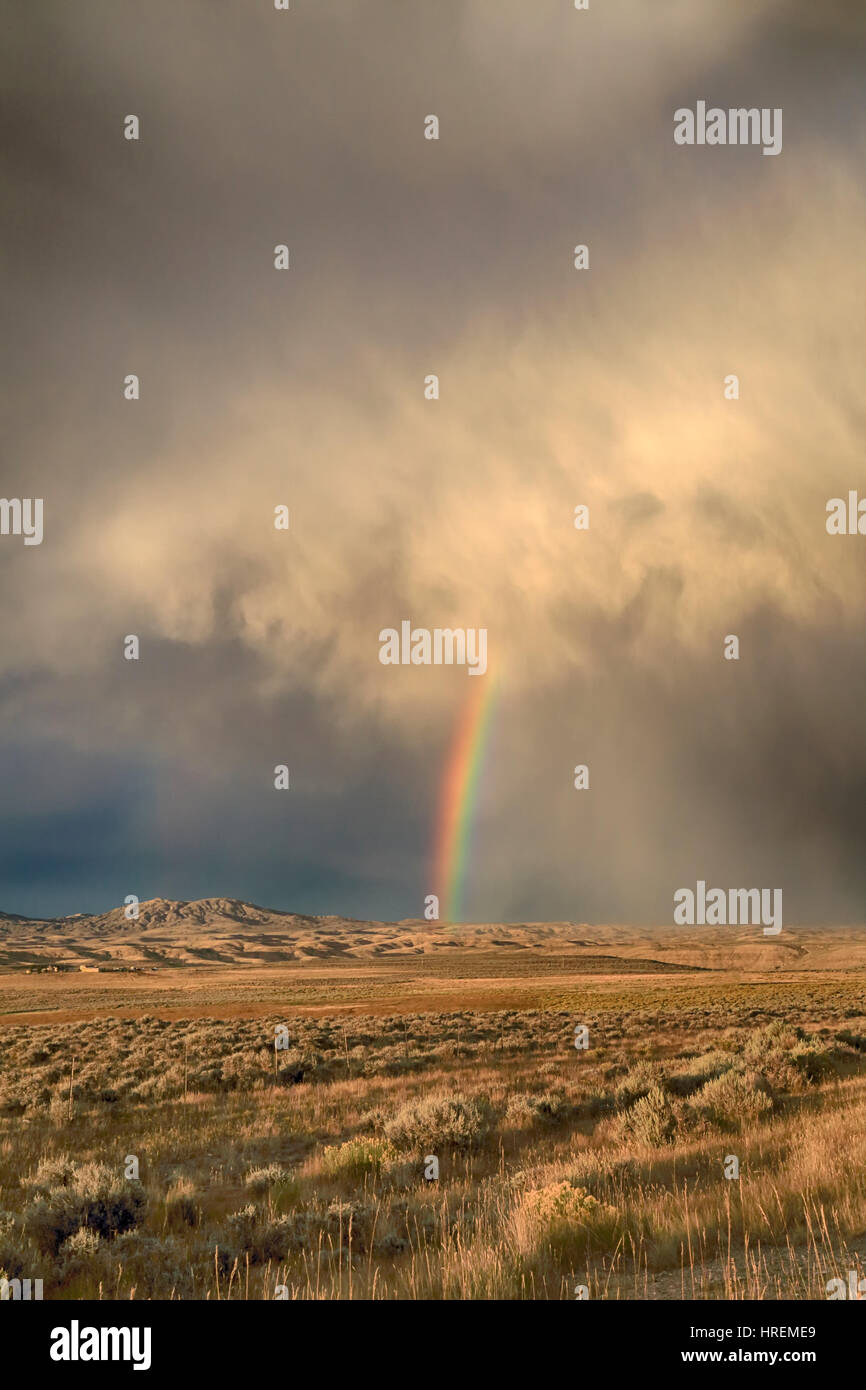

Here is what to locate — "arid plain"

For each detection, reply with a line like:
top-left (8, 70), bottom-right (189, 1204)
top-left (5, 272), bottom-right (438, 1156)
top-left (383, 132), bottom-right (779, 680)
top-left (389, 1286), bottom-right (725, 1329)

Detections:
top-left (1, 901), bottom-right (864, 1300)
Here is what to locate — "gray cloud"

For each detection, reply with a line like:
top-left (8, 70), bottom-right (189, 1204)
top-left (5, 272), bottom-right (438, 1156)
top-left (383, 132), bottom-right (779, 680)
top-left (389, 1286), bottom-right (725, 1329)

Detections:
top-left (1, 0), bottom-right (864, 922)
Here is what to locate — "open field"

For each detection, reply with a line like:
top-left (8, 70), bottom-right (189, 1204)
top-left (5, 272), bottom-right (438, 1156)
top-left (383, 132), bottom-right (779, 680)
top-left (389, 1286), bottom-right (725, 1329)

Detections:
top-left (0, 904), bottom-right (864, 1300)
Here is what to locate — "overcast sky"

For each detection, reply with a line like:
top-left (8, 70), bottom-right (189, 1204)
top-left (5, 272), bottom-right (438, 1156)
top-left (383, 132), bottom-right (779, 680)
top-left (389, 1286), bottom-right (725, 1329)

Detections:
top-left (1, 0), bottom-right (865, 923)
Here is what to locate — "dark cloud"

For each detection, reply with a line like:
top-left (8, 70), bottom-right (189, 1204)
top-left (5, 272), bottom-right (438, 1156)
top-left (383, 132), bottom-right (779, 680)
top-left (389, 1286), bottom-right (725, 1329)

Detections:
top-left (1, 0), bottom-right (865, 923)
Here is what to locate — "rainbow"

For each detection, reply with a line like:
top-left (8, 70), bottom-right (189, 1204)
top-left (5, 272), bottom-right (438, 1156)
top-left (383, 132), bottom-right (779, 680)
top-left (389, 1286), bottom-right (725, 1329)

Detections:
top-left (433, 674), bottom-right (500, 924)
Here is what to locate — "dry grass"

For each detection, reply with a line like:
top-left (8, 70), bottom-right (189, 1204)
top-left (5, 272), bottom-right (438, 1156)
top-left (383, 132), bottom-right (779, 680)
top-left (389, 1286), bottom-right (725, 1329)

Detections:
top-left (1, 980), bottom-right (865, 1299)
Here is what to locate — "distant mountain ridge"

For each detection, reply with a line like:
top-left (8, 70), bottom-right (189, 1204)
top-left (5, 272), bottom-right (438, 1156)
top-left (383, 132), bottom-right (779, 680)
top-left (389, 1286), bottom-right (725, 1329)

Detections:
top-left (0, 897), bottom-right (366, 938)
top-left (0, 899), bottom-right (862, 976)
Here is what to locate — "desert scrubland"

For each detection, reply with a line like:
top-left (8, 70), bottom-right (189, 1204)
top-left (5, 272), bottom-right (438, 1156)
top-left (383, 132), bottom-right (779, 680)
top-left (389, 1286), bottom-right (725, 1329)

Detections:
top-left (0, 904), bottom-right (864, 1300)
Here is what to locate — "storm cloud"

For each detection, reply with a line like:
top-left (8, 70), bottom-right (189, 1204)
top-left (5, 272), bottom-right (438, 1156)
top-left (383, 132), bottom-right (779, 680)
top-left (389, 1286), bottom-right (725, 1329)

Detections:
top-left (1, 0), bottom-right (865, 922)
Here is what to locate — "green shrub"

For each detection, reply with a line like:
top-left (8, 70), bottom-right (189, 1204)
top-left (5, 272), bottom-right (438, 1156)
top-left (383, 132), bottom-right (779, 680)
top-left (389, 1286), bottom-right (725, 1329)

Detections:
top-left (690, 1069), bottom-right (773, 1129)
top-left (744, 1022), bottom-right (838, 1090)
top-left (667, 1051), bottom-right (737, 1097)
top-left (319, 1138), bottom-right (394, 1181)
top-left (57, 1226), bottom-right (103, 1280)
top-left (790, 1044), bottom-right (839, 1084)
top-left (244, 1164), bottom-right (286, 1196)
top-left (384, 1092), bottom-right (493, 1154)
top-left (517, 1182), bottom-right (619, 1259)
top-left (505, 1090), bottom-right (572, 1126)
top-left (24, 1162), bottom-right (146, 1254)
top-left (614, 1062), bottom-right (666, 1108)
top-left (617, 1086), bottom-right (677, 1146)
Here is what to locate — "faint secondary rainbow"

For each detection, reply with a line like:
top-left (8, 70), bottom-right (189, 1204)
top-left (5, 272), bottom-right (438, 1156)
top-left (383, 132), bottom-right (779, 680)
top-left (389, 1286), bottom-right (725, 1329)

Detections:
top-left (433, 674), bottom-right (500, 924)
